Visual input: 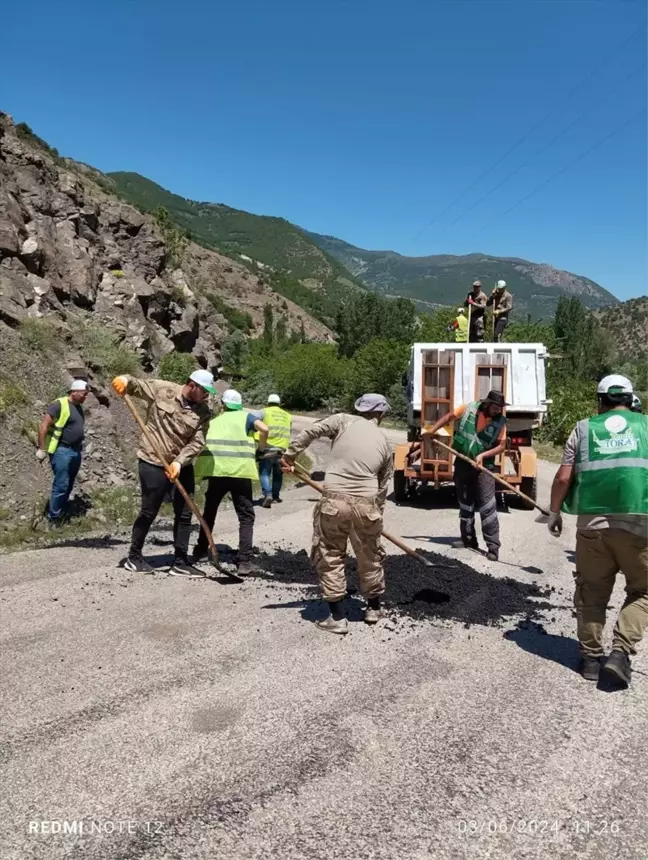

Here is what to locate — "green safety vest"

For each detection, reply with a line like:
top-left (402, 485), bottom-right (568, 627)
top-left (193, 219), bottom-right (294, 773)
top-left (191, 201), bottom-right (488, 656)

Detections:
top-left (261, 405), bottom-right (292, 449)
top-left (45, 396), bottom-right (70, 454)
top-left (562, 410), bottom-right (648, 516)
top-left (452, 401), bottom-right (507, 469)
top-left (455, 315), bottom-right (468, 342)
top-left (195, 409), bottom-right (258, 481)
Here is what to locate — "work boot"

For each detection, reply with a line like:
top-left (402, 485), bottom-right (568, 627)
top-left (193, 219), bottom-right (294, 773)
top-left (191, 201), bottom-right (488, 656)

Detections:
top-left (602, 650), bottom-right (632, 687)
top-left (364, 607), bottom-right (385, 625)
top-left (452, 538), bottom-right (479, 550)
top-left (261, 496), bottom-right (272, 509)
top-left (578, 656), bottom-right (601, 682)
top-left (169, 559), bottom-right (206, 579)
top-left (237, 560), bottom-right (262, 576)
top-left (124, 556), bottom-right (155, 574)
top-left (316, 616), bottom-right (349, 635)
top-left (486, 549), bottom-right (499, 562)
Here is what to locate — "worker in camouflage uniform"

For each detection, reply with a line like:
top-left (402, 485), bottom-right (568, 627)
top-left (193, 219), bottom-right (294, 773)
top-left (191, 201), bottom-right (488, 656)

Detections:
top-left (464, 280), bottom-right (488, 343)
top-left (281, 394), bottom-right (393, 634)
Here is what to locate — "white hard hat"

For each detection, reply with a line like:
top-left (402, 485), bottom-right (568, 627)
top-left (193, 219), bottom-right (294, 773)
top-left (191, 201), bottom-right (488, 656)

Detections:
top-left (496, 280), bottom-right (507, 288)
top-left (221, 388), bottom-right (243, 410)
top-left (69, 379), bottom-right (89, 392)
top-left (597, 374), bottom-right (633, 395)
top-left (457, 307), bottom-right (465, 314)
top-left (189, 369), bottom-right (216, 394)
top-left (267, 393), bottom-right (281, 405)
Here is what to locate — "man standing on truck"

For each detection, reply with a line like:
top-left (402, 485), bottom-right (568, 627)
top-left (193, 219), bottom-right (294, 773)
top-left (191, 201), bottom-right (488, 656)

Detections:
top-left (422, 390), bottom-right (508, 561)
top-left (487, 280), bottom-right (513, 342)
top-left (446, 308), bottom-right (469, 342)
top-left (547, 374), bottom-right (647, 687)
top-left (464, 280), bottom-right (487, 343)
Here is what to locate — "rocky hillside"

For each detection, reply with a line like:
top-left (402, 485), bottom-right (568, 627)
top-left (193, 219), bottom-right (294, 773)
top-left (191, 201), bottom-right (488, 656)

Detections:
top-left (108, 171), bottom-right (362, 322)
top-left (593, 296), bottom-right (648, 361)
top-left (0, 112), bottom-right (331, 547)
top-left (307, 233), bottom-right (617, 319)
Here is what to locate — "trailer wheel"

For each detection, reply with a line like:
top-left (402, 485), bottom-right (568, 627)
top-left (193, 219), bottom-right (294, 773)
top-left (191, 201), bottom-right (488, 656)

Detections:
top-left (393, 470), bottom-right (408, 503)
top-left (519, 477), bottom-right (537, 510)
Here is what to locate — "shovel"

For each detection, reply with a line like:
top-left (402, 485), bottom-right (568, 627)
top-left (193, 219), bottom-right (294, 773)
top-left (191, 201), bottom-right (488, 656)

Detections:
top-left (430, 436), bottom-right (550, 517)
top-left (292, 463), bottom-right (435, 570)
top-left (123, 394), bottom-right (242, 581)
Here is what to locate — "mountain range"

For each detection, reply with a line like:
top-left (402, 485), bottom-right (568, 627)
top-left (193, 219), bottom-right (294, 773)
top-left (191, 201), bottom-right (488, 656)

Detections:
top-left (108, 172), bottom-right (617, 319)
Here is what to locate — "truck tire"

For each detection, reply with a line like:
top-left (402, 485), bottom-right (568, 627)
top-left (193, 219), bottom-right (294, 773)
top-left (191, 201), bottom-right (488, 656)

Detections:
top-left (393, 470), bottom-right (408, 503)
top-left (519, 477), bottom-right (537, 510)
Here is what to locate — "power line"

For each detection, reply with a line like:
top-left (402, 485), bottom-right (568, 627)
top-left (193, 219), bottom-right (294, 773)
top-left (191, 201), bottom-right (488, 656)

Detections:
top-left (436, 60), bottom-right (646, 234)
top-left (465, 105), bottom-right (646, 241)
top-left (410, 20), bottom-right (646, 246)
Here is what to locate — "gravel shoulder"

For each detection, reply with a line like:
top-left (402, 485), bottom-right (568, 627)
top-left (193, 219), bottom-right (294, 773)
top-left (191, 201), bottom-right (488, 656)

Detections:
top-left (1, 421), bottom-right (646, 860)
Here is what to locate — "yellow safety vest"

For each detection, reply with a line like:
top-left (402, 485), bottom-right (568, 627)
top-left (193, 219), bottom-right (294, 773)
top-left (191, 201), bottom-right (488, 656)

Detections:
top-left (195, 409), bottom-right (258, 480)
top-left (262, 405), bottom-right (292, 449)
top-left (45, 396), bottom-right (70, 454)
top-left (455, 314), bottom-right (468, 342)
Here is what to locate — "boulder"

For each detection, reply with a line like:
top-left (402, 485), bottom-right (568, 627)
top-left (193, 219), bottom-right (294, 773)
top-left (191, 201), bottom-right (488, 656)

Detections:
top-left (170, 303), bottom-right (199, 351)
top-left (0, 269), bottom-right (29, 325)
top-left (0, 188), bottom-right (25, 256)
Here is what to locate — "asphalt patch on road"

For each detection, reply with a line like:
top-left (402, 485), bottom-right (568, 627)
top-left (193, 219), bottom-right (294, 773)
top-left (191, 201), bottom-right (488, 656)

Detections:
top-left (254, 547), bottom-right (558, 628)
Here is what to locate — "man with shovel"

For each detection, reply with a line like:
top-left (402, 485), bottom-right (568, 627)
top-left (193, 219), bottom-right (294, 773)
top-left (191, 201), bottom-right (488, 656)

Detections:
top-left (111, 369), bottom-right (215, 576)
top-left (421, 390), bottom-right (508, 561)
top-left (280, 394), bottom-right (393, 635)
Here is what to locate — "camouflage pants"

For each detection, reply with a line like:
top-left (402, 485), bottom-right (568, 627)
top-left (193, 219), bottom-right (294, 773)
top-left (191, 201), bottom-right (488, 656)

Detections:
top-left (311, 492), bottom-right (386, 602)
top-left (469, 316), bottom-right (485, 343)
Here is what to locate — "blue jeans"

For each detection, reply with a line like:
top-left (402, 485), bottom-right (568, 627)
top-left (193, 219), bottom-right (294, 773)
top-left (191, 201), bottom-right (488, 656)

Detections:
top-left (49, 446), bottom-right (82, 520)
top-left (259, 455), bottom-right (283, 500)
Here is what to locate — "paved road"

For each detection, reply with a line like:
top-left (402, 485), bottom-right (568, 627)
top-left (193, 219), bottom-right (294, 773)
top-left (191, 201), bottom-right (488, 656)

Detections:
top-left (2, 419), bottom-right (647, 860)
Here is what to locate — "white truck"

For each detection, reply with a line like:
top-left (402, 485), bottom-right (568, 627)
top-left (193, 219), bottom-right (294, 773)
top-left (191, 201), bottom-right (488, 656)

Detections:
top-left (394, 342), bottom-right (550, 504)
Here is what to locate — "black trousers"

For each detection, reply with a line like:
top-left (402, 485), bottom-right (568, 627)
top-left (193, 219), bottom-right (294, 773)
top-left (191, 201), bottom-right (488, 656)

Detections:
top-left (130, 460), bottom-right (195, 561)
top-left (454, 459), bottom-right (500, 551)
top-left (196, 477), bottom-right (255, 562)
top-left (494, 315), bottom-right (509, 342)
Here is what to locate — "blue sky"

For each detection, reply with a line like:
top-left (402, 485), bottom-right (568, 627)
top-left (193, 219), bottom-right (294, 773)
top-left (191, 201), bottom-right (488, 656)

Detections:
top-left (1, 0), bottom-right (646, 299)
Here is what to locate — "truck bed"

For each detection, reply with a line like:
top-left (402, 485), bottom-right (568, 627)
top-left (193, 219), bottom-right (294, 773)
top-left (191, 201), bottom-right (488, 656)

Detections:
top-left (407, 342), bottom-right (549, 416)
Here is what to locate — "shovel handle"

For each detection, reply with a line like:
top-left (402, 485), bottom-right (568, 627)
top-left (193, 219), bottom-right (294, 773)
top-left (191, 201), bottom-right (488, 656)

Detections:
top-left (123, 393), bottom-right (218, 564)
top-left (292, 463), bottom-right (434, 569)
top-left (430, 436), bottom-right (550, 517)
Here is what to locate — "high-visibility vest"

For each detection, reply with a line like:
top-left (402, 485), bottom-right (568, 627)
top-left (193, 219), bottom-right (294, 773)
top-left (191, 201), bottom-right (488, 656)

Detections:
top-left (562, 411), bottom-right (648, 516)
top-left (45, 396), bottom-right (71, 454)
top-left (455, 315), bottom-right (468, 342)
top-left (261, 405), bottom-right (292, 449)
top-left (452, 401), bottom-right (507, 469)
top-left (195, 409), bottom-right (258, 480)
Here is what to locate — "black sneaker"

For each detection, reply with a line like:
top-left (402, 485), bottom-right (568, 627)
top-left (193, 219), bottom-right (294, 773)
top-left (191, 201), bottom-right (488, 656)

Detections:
top-left (578, 656), bottom-right (601, 682)
top-left (602, 651), bottom-right (632, 687)
top-left (191, 547), bottom-right (208, 564)
top-left (486, 549), bottom-right (499, 562)
top-left (273, 497), bottom-right (283, 504)
top-left (124, 557), bottom-right (155, 574)
top-left (261, 496), bottom-right (272, 509)
top-left (169, 559), bottom-right (206, 579)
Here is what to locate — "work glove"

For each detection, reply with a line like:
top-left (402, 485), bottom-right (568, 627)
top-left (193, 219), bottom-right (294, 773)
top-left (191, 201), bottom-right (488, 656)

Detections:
top-left (111, 375), bottom-right (128, 396)
top-left (35, 448), bottom-right (47, 462)
top-left (547, 510), bottom-right (563, 537)
top-left (165, 461), bottom-right (181, 481)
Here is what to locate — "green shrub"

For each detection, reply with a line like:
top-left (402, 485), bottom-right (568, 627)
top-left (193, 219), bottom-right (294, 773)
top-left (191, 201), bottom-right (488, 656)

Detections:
top-left (207, 293), bottom-right (253, 333)
top-left (72, 321), bottom-right (141, 378)
top-left (19, 318), bottom-right (61, 353)
top-left (157, 351), bottom-right (196, 384)
top-left (0, 381), bottom-right (28, 415)
top-left (537, 381), bottom-right (597, 447)
top-left (112, 269), bottom-right (125, 279)
top-left (273, 344), bottom-right (348, 411)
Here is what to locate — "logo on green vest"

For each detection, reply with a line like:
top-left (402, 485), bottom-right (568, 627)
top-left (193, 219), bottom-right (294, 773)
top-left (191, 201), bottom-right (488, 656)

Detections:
top-left (593, 414), bottom-right (638, 454)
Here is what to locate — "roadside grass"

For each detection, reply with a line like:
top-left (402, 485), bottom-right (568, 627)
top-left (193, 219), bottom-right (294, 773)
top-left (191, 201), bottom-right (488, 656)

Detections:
top-left (534, 441), bottom-right (563, 464)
